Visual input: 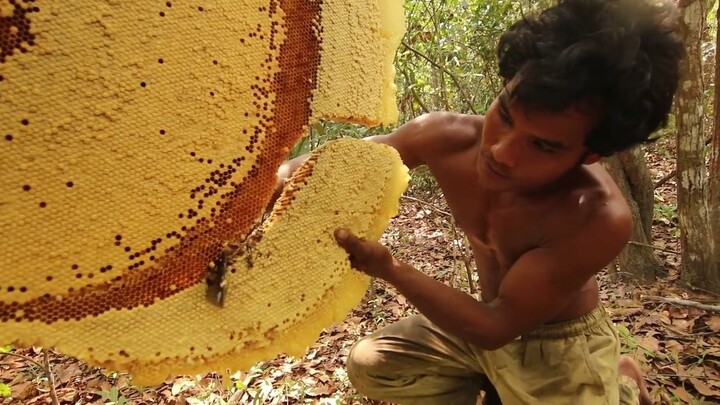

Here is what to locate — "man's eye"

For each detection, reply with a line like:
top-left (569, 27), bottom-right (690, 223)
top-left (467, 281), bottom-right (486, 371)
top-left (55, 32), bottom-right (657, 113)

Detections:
top-left (533, 140), bottom-right (557, 153)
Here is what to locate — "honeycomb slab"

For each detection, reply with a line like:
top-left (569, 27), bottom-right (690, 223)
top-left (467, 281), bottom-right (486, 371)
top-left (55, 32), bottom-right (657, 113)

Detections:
top-left (0, 0), bottom-right (405, 384)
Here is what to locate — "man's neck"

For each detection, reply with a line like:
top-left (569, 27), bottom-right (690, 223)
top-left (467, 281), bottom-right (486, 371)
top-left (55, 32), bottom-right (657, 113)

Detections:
top-left (510, 165), bottom-right (588, 201)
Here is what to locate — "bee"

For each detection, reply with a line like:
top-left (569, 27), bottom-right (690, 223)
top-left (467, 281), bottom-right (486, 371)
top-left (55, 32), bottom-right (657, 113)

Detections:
top-left (242, 226), bottom-right (266, 269)
top-left (205, 244), bottom-right (236, 307)
top-left (205, 228), bottom-right (264, 307)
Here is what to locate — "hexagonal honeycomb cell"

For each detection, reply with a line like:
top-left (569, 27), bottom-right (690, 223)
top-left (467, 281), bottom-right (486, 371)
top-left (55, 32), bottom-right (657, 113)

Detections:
top-left (0, 0), bottom-right (405, 384)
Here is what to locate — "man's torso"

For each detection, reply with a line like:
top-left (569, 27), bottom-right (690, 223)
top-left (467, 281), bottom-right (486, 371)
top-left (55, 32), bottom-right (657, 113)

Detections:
top-left (420, 113), bottom-right (625, 323)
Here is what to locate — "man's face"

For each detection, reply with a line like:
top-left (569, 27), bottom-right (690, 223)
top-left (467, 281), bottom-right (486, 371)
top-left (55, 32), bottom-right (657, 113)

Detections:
top-left (477, 91), bottom-right (601, 192)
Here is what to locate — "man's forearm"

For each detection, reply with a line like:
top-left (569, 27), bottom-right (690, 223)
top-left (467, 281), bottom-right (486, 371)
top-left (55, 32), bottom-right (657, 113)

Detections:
top-left (386, 259), bottom-right (509, 350)
top-left (278, 154), bottom-right (310, 181)
top-left (269, 154), bottom-right (310, 207)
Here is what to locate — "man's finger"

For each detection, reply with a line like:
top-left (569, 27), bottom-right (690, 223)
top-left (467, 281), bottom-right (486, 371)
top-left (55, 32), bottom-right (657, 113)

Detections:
top-left (334, 228), bottom-right (356, 246)
top-left (334, 228), bottom-right (366, 255)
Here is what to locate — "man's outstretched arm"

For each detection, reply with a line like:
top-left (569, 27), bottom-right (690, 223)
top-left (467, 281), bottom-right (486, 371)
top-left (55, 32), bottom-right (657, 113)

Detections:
top-left (270, 112), bottom-right (457, 205)
top-left (333, 199), bottom-right (631, 350)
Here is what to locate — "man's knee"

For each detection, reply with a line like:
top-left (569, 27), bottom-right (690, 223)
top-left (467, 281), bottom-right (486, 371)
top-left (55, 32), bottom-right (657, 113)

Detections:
top-left (346, 337), bottom-right (385, 388)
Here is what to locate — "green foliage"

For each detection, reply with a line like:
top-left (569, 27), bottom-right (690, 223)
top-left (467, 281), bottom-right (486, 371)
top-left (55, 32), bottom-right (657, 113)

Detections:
top-left (395, 0), bottom-right (512, 117)
top-left (616, 324), bottom-right (634, 355)
top-left (408, 167), bottom-right (438, 193)
top-left (0, 345), bottom-right (13, 353)
top-left (0, 383), bottom-right (10, 398)
top-left (394, 0), bottom-right (553, 120)
top-left (654, 192), bottom-right (680, 237)
top-left (289, 122), bottom-right (392, 159)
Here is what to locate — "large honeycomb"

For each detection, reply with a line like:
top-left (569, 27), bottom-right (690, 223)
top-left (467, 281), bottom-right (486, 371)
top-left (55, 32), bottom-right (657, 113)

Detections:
top-left (0, 0), bottom-right (405, 384)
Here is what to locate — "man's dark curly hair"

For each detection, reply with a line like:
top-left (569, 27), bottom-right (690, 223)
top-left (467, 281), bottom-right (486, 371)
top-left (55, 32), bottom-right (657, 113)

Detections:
top-left (497, 0), bottom-right (683, 156)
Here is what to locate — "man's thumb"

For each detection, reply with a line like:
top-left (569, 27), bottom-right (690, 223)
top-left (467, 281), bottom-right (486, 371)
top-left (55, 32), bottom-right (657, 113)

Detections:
top-left (334, 228), bottom-right (360, 251)
top-left (334, 228), bottom-right (350, 242)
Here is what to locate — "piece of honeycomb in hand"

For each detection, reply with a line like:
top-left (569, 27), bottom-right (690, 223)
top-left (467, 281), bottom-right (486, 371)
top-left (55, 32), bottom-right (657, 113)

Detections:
top-left (0, 0), bottom-right (405, 384)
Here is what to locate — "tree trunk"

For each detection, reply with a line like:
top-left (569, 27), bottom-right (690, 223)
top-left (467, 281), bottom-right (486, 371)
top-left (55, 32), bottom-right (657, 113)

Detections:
top-left (603, 152), bottom-right (663, 283)
top-left (711, 3), bottom-right (720, 282)
top-left (618, 148), bottom-right (655, 239)
top-left (676, 0), bottom-right (719, 291)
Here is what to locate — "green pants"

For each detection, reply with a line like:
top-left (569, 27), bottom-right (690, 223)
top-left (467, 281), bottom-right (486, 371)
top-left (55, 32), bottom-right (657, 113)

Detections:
top-left (346, 305), bottom-right (640, 404)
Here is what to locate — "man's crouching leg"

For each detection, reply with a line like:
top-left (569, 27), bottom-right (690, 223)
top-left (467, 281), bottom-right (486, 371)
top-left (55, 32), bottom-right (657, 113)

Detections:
top-left (346, 315), bottom-right (489, 405)
top-left (618, 355), bottom-right (652, 405)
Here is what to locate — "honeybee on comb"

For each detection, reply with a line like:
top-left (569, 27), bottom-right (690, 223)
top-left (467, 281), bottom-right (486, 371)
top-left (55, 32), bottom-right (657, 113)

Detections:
top-left (205, 244), bottom-right (237, 307)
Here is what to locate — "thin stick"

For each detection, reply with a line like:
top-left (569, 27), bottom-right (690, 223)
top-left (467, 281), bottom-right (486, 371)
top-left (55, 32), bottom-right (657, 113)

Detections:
top-left (648, 373), bottom-right (720, 381)
top-left (399, 67), bottom-right (430, 114)
top-left (643, 296), bottom-right (720, 312)
top-left (43, 349), bottom-right (60, 405)
top-left (682, 282), bottom-right (720, 298)
top-left (627, 240), bottom-right (680, 255)
top-left (461, 249), bottom-right (477, 296)
top-left (654, 169), bottom-right (676, 189)
top-left (0, 351), bottom-right (44, 369)
top-left (401, 195), bottom-right (451, 216)
top-left (449, 221), bottom-right (460, 289)
top-left (0, 349), bottom-right (60, 405)
top-left (449, 220), bottom-right (476, 295)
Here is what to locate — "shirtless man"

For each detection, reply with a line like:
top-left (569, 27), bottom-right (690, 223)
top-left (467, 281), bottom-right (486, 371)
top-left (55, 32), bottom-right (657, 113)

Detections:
top-left (276, 0), bottom-right (682, 403)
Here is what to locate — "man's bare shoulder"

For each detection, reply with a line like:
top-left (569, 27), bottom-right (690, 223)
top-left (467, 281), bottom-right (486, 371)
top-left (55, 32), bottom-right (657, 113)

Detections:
top-left (544, 163), bottom-right (632, 254)
top-left (409, 112), bottom-right (483, 166)
top-left (413, 111), bottom-right (483, 146)
top-left (370, 112), bottom-right (483, 169)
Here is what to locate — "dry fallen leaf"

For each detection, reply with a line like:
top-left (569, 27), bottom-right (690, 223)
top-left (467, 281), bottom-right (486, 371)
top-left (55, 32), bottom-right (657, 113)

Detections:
top-left (639, 335), bottom-right (660, 353)
top-left (53, 363), bottom-right (82, 385)
top-left (671, 386), bottom-right (692, 403)
top-left (665, 339), bottom-right (684, 353)
top-left (690, 378), bottom-right (719, 398)
top-left (671, 318), bottom-right (694, 332)
top-left (307, 383), bottom-right (333, 396)
top-left (706, 315), bottom-right (720, 332)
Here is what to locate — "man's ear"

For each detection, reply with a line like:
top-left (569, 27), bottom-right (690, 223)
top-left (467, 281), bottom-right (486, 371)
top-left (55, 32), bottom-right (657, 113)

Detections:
top-left (581, 152), bottom-right (602, 165)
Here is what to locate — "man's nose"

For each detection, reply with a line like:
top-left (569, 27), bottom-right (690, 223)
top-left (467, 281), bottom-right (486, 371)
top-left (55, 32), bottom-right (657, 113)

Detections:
top-left (490, 133), bottom-right (517, 168)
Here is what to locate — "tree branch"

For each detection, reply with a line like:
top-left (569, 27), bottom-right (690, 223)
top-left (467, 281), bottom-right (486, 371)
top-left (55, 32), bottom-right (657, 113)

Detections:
top-left (0, 351), bottom-right (44, 369)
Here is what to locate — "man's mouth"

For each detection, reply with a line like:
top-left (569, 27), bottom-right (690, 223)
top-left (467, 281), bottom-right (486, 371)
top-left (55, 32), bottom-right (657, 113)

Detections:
top-left (483, 158), bottom-right (509, 179)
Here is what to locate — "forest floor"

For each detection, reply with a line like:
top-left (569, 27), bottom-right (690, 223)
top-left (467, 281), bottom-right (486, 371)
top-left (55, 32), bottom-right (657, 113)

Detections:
top-left (1, 138), bottom-right (719, 404)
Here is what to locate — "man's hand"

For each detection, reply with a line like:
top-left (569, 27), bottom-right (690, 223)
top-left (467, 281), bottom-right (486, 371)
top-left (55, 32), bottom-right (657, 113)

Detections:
top-left (334, 228), bottom-right (398, 280)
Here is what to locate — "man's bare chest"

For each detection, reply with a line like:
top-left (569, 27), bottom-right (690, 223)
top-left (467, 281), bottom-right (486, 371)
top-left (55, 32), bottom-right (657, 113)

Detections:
top-left (448, 195), bottom-right (543, 269)
top-left (430, 150), bottom-right (550, 270)
top-left (429, 161), bottom-right (549, 269)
